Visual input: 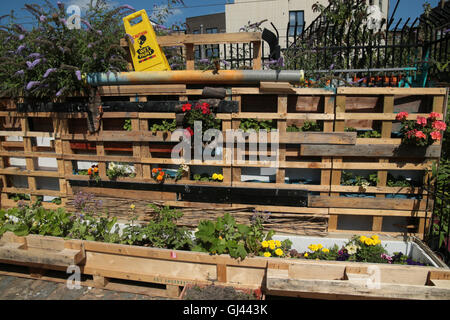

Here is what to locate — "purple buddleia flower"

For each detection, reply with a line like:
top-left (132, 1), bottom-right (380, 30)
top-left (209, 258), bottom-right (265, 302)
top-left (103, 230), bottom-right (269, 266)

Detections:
top-left (81, 19), bottom-right (93, 30)
top-left (16, 44), bottom-right (26, 54)
top-left (18, 34), bottom-right (25, 40)
top-left (75, 70), bottom-right (82, 81)
top-left (59, 18), bottom-right (66, 25)
top-left (198, 58), bottom-right (210, 64)
top-left (26, 81), bottom-right (40, 90)
top-left (56, 87), bottom-right (65, 97)
top-left (97, 30), bottom-right (102, 35)
top-left (14, 24), bottom-right (26, 33)
top-left (40, 15), bottom-right (46, 22)
top-left (119, 4), bottom-right (136, 11)
top-left (27, 53), bottom-right (42, 59)
top-left (221, 60), bottom-right (230, 66)
top-left (14, 70), bottom-right (24, 77)
top-left (329, 63), bottom-right (335, 70)
top-left (26, 59), bottom-right (42, 70)
top-left (170, 63), bottom-right (179, 68)
top-left (43, 68), bottom-right (57, 78)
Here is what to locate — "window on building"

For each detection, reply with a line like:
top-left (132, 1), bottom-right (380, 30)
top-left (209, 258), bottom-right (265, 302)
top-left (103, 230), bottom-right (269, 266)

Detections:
top-left (206, 27), bottom-right (218, 34)
top-left (288, 11), bottom-right (304, 37)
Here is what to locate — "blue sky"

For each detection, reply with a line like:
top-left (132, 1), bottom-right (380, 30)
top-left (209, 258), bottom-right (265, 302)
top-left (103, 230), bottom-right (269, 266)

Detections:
top-left (0, 0), bottom-right (442, 28)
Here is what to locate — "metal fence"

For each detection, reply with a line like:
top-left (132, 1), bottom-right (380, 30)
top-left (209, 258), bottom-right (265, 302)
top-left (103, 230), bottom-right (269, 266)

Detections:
top-left (284, 0), bottom-right (450, 87)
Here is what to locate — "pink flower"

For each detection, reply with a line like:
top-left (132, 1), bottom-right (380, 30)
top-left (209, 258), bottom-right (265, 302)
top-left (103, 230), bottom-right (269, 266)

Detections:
top-left (406, 129), bottom-right (417, 138)
top-left (415, 131), bottom-right (427, 139)
top-left (185, 127), bottom-right (194, 137)
top-left (396, 111), bottom-right (409, 121)
top-left (428, 112), bottom-right (441, 120)
top-left (432, 121), bottom-right (447, 131)
top-left (430, 131), bottom-right (442, 141)
top-left (416, 116), bottom-right (427, 126)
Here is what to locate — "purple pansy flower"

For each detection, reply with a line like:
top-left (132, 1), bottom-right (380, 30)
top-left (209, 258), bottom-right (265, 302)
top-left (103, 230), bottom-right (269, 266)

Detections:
top-left (26, 81), bottom-right (40, 90)
top-left (43, 68), bottom-right (57, 78)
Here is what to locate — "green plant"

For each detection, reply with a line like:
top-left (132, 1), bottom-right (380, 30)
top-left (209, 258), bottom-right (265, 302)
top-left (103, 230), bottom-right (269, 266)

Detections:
top-left (106, 162), bottom-right (135, 180)
top-left (51, 197), bottom-right (62, 205)
top-left (239, 119), bottom-right (276, 132)
top-left (386, 174), bottom-right (413, 187)
top-left (150, 119), bottom-right (177, 133)
top-left (357, 130), bottom-right (381, 138)
top-left (193, 213), bottom-right (273, 260)
top-left (123, 119), bottom-right (132, 131)
top-left (8, 193), bottom-right (31, 202)
top-left (287, 121), bottom-right (322, 132)
top-left (341, 171), bottom-right (378, 187)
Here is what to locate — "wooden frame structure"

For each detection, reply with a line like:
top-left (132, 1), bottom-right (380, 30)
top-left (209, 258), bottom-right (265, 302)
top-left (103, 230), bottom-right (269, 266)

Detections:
top-left (0, 86), bottom-right (447, 238)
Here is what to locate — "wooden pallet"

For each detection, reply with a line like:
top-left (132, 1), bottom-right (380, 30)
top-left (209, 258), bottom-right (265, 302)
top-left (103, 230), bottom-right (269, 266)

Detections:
top-left (0, 87), bottom-right (448, 237)
top-left (0, 232), bottom-right (448, 300)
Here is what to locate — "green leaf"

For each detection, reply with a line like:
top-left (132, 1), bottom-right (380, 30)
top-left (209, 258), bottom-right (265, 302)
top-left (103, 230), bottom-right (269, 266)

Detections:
top-left (13, 224), bottom-right (29, 237)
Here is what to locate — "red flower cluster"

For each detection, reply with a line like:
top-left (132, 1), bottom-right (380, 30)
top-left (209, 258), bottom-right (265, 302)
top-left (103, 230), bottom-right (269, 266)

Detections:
top-left (194, 102), bottom-right (211, 115)
top-left (396, 111), bottom-right (446, 146)
top-left (182, 103), bottom-right (192, 112)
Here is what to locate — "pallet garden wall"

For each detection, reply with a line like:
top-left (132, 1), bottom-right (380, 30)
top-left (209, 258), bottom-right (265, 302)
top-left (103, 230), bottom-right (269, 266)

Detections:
top-left (0, 86), bottom-right (447, 239)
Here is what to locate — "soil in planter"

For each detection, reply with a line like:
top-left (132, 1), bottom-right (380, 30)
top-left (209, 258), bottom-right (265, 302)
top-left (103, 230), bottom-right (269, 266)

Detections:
top-left (182, 285), bottom-right (258, 300)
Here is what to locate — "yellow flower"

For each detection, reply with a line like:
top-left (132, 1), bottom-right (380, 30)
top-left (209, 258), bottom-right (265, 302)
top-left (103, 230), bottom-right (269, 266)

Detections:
top-left (322, 248), bottom-right (330, 253)
top-left (275, 248), bottom-right (283, 256)
top-left (261, 240), bottom-right (269, 248)
top-left (360, 235), bottom-right (367, 243)
top-left (263, 252), bottom-right (271, 257)
top-left (317, 244), bottom-right (323, 249)
top-left (316, 258), bottom-right (320, 260)
top-left (130, 204), bottom-right (135, 210)
top-left (308, 244), bottom-right (319, 252)
top-left (269, 243), bottom-right (276, 250)
top-left (217, 174), bottom-right (224, 181)
top-left (275, 240), bottom-right (282, 247)
top-left (365, 238), bottom-right (374, 246)
top-left (304, 252), bottom-right (309, 258)
top-left (372, 235), bottom-right (379, 240)
top-left (212, 173), bottom-right (218, 180)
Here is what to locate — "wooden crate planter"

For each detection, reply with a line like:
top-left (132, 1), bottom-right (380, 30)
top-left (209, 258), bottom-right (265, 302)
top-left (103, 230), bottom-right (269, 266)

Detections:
top-left (0, 232), bottom-right (449, 299)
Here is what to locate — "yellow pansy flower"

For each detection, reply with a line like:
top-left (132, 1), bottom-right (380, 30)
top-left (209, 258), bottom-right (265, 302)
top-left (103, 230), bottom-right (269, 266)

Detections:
top-left (263, 252), bottom-right (271, 257)
top-left (212, 173), bottom-right (218, 180)
top-left (304, 253), bottom-right (309, 258)
top-left (317, 244), bottom-right (323, 249)
top-left (365, 238), bottom-right (374, 246)
top-left (269, 243), bottom-right (276, 250)
top-left (275, 240), bottom-right (282, 247)
top-left (130, 204), bottom-right (135, 210)
top-left (322, 248), bottom-right (330, 253)
top-left (275, 248), bottom-right (283, 256)
top-left (360, 235), bottom-right (367, 243)
top-left (217, 174), bottom-right (224, 181)
top-left (261, 241), bottom-right (269, 248)
top-left (372, 235), bottom-right (379, 240)
top-left (308, 244), bottom-right (319, 252)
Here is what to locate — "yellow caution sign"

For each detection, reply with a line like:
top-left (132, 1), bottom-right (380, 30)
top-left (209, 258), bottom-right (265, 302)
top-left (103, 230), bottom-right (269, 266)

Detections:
top-left (123, 9), bottom-right (171, 72)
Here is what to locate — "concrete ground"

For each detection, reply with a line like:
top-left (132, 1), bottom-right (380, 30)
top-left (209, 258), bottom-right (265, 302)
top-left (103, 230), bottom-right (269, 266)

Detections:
top-left (0, 274), bottom-right (170, 300)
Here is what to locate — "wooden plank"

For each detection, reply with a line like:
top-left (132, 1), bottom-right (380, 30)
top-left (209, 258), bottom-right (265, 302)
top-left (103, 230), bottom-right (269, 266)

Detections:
top-left (337, 87), bottom-right (446, 95)
top-left (260, 82), bottom-right (295, 93)
top-left (98, 85), bottom-right (187, 96)
top-left (336, 113), bottom-right (444, 120)
top-left (301, 144), bottom-right (441, 158)
top-left (331, 185), bottom-right (427, 194)
top-left (309, 195), bottom-right (432, 211)
top-left (265, 277), bottom-right (450, 300)
top-left (0, 168), bottom-right (60, 178)
top-left (252, 40), bottom-right (262, 70)
top-left (332, 161), bottom-right (432, 170)
top-left (157, 32), bottom-right (261, 46)
top-left (280, 132), bottom-right (356, 144)
top-left (329, 208), bottom-right (428, 217)
top-left (0, 245), bottom-right (83, 267)
top-left (61, 131), bottom-right (174, 142)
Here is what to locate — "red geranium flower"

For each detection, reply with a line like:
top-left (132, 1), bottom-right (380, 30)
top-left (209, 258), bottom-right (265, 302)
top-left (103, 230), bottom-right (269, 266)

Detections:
top-left (185, 127), bottom-right (194, 137)
top-left (416, 116), bottom-right (427, 126)
top-left (428, 112), bottom-right (441, 120)
top-left (430, 131), bottom-right (442, 141)
top-left (182, 103), bottom-right (192, 112)
top-left (432, 120), bottom-right (447, 131)
top-left (415, 130), bottom-right (427, 139)
top-left (396, 111), bottom-right (409, 121)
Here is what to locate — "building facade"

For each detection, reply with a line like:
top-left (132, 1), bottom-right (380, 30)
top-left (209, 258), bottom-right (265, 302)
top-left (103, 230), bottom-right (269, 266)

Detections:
top-left (225, 0), bottom-right (389, 49)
